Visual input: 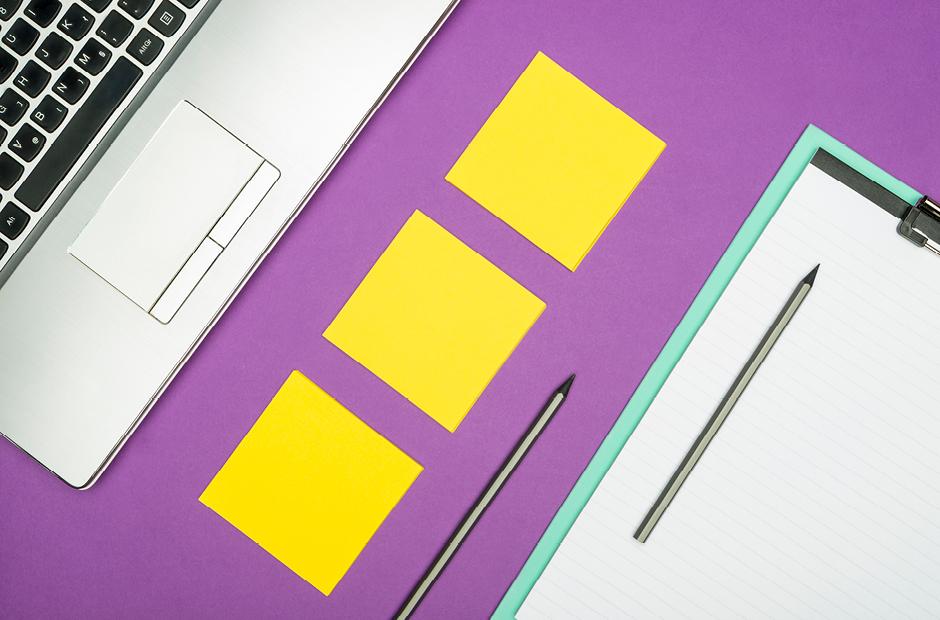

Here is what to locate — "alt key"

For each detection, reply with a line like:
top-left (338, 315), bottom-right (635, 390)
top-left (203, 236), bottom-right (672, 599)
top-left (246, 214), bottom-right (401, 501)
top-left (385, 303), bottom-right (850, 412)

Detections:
top-left (127, 28), bottom-right (163, 66)
top-left (0, 201), bottom-right (29, 239)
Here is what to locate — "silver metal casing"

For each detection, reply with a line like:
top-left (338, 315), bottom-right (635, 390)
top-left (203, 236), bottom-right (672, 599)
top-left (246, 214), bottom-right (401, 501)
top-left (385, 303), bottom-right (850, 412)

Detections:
top-left (0, 0), bottom-right (459, 488)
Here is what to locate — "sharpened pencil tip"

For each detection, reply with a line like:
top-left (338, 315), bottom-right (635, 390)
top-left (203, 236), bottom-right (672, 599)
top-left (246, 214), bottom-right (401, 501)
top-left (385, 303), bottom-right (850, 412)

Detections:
top-left (558, 374), bottom-right (575, 396)
top-left (803, 264), bottom-right (820, 286)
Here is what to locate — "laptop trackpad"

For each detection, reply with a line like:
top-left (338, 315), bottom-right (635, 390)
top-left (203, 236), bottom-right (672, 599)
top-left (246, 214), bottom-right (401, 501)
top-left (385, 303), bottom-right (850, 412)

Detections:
top-left (70, 101), bottom-right (278, 323)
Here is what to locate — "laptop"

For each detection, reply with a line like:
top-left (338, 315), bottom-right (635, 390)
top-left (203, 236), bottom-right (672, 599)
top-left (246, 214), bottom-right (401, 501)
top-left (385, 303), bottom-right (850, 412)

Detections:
top-left (0, 0), bottom-right (459, 489)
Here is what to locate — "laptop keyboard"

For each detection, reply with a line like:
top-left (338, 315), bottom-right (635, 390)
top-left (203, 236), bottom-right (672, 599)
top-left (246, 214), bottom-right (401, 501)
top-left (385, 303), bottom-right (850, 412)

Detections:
top-left (0, 0), bottom-right (207, 269)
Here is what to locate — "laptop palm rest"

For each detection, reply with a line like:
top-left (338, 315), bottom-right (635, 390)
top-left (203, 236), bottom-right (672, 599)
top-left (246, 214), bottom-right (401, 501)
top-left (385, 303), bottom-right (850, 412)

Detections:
top-left (69, 101), bottom-right (279, 324)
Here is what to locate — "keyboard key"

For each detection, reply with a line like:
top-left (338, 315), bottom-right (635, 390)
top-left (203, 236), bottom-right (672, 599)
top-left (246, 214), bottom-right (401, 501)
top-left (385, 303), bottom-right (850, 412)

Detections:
top-left (36, 32), bottom-right (72, 69)
top-left (16, 57), bottom-right (140, 211)
top-left (13, 60), bottom-right (49, 97)
top-left (75, 37), bottom-right (110, 74)
top-left (0, 87), bottom-right (28, 124)
top-left (58, 3), bottom-right (95, 40)
top-left (118, 0), bottom-right (152, 19)
top-left (0, 201), bottom-right (28, 237)
top-left (0, 48), bottom-right (17, 81)
top-left (0, 152), bottom-right (23, 189)
top-left (148, 0), bottom-right (183, 36)
top-left (126, 28), bottom-right (162, 66)
top-left (82, 0), bottom-right (110, 11)
top-left (0, 127), bottom-right (7, 143)
top-left (0, 238), bottom-right (7, 259)
top-left (177, 0), bottom-right (196, 7)
top-left (9, 123), bottom-right (43, 161)
top-left (24, 0), bottom-right (62, 27)
top-left (52, 66), bottom-right (88, 103)
top-left (96, 10), bottom-right (131, 46)
top-left (30, 95), bottom-right (65, 131)
top-left (3, 19), bottom-right (40, 55)
top-left (0, 0), bottom-right (22, 22)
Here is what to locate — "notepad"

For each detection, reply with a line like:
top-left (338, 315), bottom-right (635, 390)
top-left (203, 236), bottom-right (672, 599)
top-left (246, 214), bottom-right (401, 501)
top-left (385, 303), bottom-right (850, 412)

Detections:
top-left (324, 211), bottom-right (545, 432)
top-left (200, 371), bottom-right (422, 596)
top-left (520, 163), bottom-right (940, 616)
top-left (446, 51), bottom-right (665, 271)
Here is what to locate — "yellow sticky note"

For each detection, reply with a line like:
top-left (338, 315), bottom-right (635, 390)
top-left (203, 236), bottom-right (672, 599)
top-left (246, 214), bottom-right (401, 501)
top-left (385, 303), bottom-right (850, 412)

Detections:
top-left (199, 371), bottom-right (422, 596)
top-left (446, 51), bottom-right (666, 270)
top-left (324, 211), bottom-right (545, 432)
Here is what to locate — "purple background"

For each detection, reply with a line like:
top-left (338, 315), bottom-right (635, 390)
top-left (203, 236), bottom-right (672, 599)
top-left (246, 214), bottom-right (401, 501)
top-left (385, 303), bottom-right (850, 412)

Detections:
top-left (3, 1), bottom-right (939, 617)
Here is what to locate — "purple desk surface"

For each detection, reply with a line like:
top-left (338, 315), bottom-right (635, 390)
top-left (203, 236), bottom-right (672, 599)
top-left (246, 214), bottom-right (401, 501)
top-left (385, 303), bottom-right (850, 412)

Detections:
top-left (3, 1), bottom-right (939, 617)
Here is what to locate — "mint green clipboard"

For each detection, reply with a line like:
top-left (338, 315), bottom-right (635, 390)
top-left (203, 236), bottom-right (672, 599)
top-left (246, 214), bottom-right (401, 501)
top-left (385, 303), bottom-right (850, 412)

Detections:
top-left (494, 124), bottom-right (923, 618)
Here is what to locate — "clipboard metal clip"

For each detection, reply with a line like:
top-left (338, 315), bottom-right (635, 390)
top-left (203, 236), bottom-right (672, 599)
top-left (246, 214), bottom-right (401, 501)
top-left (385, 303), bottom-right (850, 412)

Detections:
top-left (898, 196), bottom-right (940, 256)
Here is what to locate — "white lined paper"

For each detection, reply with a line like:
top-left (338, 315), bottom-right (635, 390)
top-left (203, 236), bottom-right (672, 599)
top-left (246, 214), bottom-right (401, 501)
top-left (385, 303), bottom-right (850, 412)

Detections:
top-left (519, 164), bottom-right (940, 618)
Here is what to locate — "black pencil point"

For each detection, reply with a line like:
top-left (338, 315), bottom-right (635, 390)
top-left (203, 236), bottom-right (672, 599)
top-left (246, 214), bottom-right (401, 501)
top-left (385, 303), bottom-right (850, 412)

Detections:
top-left (558, 374), bottom-right (576, 396)
top-left (803, 264), bottom-right (820, 286)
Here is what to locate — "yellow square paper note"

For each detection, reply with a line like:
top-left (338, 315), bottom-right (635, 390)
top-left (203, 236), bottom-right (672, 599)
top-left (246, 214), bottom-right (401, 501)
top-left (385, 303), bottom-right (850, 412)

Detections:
top-left (447, 51), bottom-right (666, 270)
top-left (199, 371), bottom-right (422, 596)
top-left (324, 211), bottom-right (545, 432)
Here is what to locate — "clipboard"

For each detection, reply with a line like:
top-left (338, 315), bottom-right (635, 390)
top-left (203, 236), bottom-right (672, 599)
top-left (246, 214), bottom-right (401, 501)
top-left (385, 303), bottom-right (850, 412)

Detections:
top-left (494, 124), bottom-right (933, 618)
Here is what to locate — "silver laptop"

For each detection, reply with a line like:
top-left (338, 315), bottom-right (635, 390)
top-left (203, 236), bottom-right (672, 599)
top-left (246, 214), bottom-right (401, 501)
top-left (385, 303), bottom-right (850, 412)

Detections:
top-left (0, 0), bottom-right (458, 488)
